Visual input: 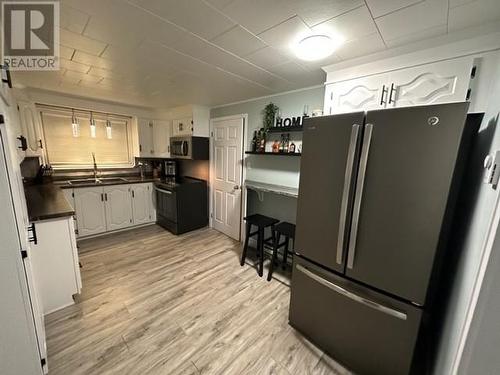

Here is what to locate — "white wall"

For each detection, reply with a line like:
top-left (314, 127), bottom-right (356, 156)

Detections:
top-left (433, 54), bottom-right (500, 375)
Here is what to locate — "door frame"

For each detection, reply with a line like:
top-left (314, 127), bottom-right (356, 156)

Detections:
top-left (209, 114), bottom-right (247, 242)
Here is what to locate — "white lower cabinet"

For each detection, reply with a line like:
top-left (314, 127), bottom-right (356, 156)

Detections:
top-left (104, 185), bottom-right (134, 231)
top-left (74, 186), bottom-right (107, 237)
top-left (30, 216), bottom-right (82, 315)
top-left (70, 183), bottom-right (155, 238)
top-left (132, 183), bottom-right (154, 225)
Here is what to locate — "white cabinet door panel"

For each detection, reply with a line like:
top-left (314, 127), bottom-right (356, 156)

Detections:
top-left (389, 57), bottom-right (473, 108)
top-left (132, 184), bottom-right (153, 225)
top-left (104, 185), bottom-right (133, 231)
top-left (172, 117), bottom-right (193, 136)
top-left (18, 101), bottom-right (43, 157)
top-left (153, 120), bottom-right (171, 158)
top-left (327, 74), bottom-right (390, 114)
top-left (138, 118), bottom-right (154, 157)
top-left (74, 187), bottom-right (107, 237)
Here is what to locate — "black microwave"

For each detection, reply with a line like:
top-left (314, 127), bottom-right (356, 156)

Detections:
top-left (170, 136), bottom-right (209, 160)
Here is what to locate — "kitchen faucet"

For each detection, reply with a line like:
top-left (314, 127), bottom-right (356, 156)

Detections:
top-left (92, 152), bottom-right (98, 182)
top-left (137, 161), bottom-right (144, 179)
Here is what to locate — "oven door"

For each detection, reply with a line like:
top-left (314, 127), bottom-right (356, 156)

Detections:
top-left (155, 186), bottom-right (178, 233)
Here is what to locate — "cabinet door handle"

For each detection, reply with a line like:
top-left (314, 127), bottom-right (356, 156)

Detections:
top-left (101, 193), bottom-right (104, 201)
top-left (38, 139), bottom-right (43, 149)
top-left (17, 135), bottom-right (28, 151)
top-left (380, 85), bottom-right (388, 105)
top-left (105, 193), bottom-right (108, 201)
top-left (27, 223), bottom-right (37, 245)
top-left (132, 190), bottom-right (135, 198)
top-left (139, 144), bottom-right (142, 152)
top-left (388, 83), bottom-right (396, 104)
top-left (1, 63), bottom-right (12, 88)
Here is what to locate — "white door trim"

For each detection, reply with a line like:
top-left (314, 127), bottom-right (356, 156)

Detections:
top-left (452, 187), bottom-right (500, 374)
top-left (209, 113), bottom-right (247, 242)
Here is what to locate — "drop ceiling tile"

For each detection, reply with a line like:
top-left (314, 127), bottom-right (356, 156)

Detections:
top-left (72, 51), bottom-right (116, 70)
top-left (295, 0), bottom-right (364, 26)
top-left (449, 0), bottom-right (476, 6)
top-left (60, 4), bottom-right (90, 34)
top-left (220, 0), bottom-right (297, 34)
top-left (204, 0), bottom-right (235, 9)
top-left (384, 24), bottom-right (447, 47)
top-left (83, 16), bottom-right (145, 49)
top-left (244, 47), bottom-right (290, 68)
top-left (79, 74), bottom-right (104, 84)
top-left (87, 66), bottom-right (115, 79)
top-left (60, 45), bottom-right (75, 60)
top-left (365, 0), bottom-right (422, 18)
top-left (59, 58), bottom-right (91, 74)
top-left (60, 29), bottom-right (107, 56)
top-left (336, 32), bottom-right (386, 60)
top-left (212, 26), bottom-right (266, 57)
top-left (448, 0), bottom-right (500, 32)
top-left (131, 0), bottom-right (235, 40)
top-left (268, 61), bottom-right (310, 82)
top-left (258, 16), bottom-right (311, 58)
top-left (313, 6), bottom-right (378, 42)
top-left (375, 0), bottom-right (448, 42)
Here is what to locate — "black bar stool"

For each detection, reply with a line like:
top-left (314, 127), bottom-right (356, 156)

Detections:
top-left (268, 222), bottom-right (296, 281)
top-left (241, 214), bottom-right (279, 277)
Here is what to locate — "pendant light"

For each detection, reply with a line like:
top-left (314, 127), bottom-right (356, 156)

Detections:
top-left (90, 111), bottom-right (96, 138)
top-left (71, 109), bottom-right (80, 137)
top-left (106, 117), bottom-right (112, 139)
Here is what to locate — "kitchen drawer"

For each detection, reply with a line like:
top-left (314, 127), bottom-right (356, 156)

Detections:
top-left (289, 257), bottom-right (422, 375)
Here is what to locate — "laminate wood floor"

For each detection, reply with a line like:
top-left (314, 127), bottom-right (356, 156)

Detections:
top-left (45, 225), bottom-right (352, 375)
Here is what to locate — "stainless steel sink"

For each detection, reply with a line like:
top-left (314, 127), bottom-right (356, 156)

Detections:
top-left (66, 177), bottom-right (129, 185)
top-left (67, 178), bottom-right (101, 185)
top-left (98, 177), bottom-right (129, 183)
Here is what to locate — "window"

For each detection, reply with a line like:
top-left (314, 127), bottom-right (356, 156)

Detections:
top-left (39, 105), bottom-right (134, 169)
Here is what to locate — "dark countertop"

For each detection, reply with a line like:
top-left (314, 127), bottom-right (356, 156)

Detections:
top-left (25, 184), bottom-right (75, 222)
top-left (55, 177), bottom-right (158, 189)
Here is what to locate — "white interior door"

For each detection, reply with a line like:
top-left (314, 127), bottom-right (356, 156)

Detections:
top-left (211, 117), bottom-right (244, 240)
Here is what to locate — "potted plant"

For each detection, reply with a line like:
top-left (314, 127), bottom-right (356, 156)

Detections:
top-left (262, 102), bottom-right (279, 132)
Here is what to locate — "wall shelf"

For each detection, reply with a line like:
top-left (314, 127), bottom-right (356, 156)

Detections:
top-left (245, 151), bottom-right (301, 157)
top-left (267, 126), bottom-right (303, 133)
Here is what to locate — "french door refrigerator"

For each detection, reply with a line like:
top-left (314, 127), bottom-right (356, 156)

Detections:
top-left (289, 102), bottom-right (474, 375)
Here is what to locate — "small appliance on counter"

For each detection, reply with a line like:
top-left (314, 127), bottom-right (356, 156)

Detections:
top-left (154, 177), bottom-right (208, 235)
top-left (170, 136), bottom-right (209, 160)
top-left (161, 160), bottom-right (177, 180)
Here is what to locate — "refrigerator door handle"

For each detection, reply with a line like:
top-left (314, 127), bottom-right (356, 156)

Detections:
top-left (347, 123), bottom-right (373, 269)
top-left (336, 124), bottom-right (361, 264)
top-left (296, 264), bottom-right (407, 320)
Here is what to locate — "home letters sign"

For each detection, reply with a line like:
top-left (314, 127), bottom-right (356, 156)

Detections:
top-left (274, 115), bottom-right (308, 128)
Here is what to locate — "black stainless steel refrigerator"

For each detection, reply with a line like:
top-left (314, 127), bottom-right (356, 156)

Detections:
top-left (289, 102), bottom-right (476, 375)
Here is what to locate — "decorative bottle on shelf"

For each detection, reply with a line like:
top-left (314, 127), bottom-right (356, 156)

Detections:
top-left (272, 139), bottom-right (279, 153)
top-left (283, 134), bottom-right (290, 153)
top-left (251, 130), bottom-right (258, 152)
top-left (259, 128), bottom-right (266, 152)
top-left (279, 134), bottom-right (284, 153)
top-left (289, 141), bottom-right (296, 153)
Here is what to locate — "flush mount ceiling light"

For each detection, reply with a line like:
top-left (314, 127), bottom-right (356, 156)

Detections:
top-left (294, 34), bottom-right (343, 61)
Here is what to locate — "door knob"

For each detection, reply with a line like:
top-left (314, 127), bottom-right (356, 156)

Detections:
top-left (233, 185), bottom-right (240, 190)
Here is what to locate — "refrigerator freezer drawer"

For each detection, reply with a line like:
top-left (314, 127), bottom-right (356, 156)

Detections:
top-left (289, 257), bottom-right (422, 375)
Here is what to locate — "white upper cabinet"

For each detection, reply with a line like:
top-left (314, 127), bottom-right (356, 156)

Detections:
top-left (17, 101), bottom-right (44, 157)
top-left (74, 186), bottom-right (107, 237)
top-left (387, 58), bottom-right (473, 108)
top-left (324, 56), bottom-right (474, 114)
top-left (131, 183), bottom-right (153, 225)
top-left (172, 117), bottom-right (193, 136)
top-left (153, 120), bottom-right (172, 158)
top-left (103, 185), bottom-right (133, 231)
top-left (138, 118), bottom-right (154, 157)
top-left (138, 118), bottom-right (172, 158)
top-left (325, 74), bottom-right (390, 115)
